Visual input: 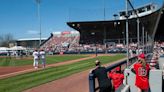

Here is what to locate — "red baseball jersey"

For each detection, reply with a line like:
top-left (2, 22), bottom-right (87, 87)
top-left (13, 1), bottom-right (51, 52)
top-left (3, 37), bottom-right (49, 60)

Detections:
top-left (133, 63), bottom-right (150, 89)
top-left (109, 72), bottom-right (124, 90)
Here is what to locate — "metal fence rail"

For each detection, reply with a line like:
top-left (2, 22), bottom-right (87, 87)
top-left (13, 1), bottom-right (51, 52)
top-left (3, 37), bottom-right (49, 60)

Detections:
top-left (88, 56), bottom-right (138, 92)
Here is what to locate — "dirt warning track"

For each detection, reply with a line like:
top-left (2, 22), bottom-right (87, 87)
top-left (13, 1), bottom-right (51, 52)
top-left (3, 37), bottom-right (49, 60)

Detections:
top-left (25, 70), bottom-right (90, 92)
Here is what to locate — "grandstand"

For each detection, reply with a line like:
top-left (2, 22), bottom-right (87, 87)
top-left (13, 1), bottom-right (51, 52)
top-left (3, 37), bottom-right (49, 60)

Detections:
top-left (13, 1), bottom-right (164, 92)
top-left (67, 3), bottom-right (164, 46)
top-left (39, 3), bottom-right (164, 54)
top-left (40, 31), bottom-right (80, 53)
top-left (66, 1), bottom-right (164, 92)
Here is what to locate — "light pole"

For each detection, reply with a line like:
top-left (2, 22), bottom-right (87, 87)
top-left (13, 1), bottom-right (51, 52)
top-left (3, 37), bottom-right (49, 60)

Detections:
top-left (91, 32), bottom-right (97, 57)
top-left (103, 0), bottom-right (106, 20)
top-left (126, 0), bottom-right (143, 55)
top-left (142, 26), bottom-right (145, 53)
top-left (137, 18), bottom-right (140, 54)
top-left (113, 14), bottom-right (119, 43)
top-left (145, 31), bottom-right (148, 53)
top-left (125, 0), bottom-right (129, 68)
top-left (122, 31), bottom-right (125, 45)
top-left (36, 0), bottom-right (42, 47)
top-left (103, 24), bottom-right (107, 54)
top-left (103, 0), bottom-right (107, 53)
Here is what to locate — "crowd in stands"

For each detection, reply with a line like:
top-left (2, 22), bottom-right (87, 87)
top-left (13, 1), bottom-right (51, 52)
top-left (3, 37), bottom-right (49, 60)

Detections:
top-left (89, 41), bottom-right (164, 92)
top-left (40, 31), bottom-right (80, 54)
top-left (40, 33), bottom-right (148, 55)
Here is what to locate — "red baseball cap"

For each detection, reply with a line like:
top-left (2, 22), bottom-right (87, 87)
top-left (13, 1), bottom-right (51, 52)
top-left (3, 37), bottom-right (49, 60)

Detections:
top-left (115, 67), bottom-right (121, 71)
top-left (138, 53), bottom-right (145, 59)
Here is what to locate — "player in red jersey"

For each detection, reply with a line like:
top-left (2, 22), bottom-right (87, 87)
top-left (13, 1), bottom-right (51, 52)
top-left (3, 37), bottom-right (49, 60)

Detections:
top-left (132, 53), bottom-right (150, 92)
top-left (109, 67), bottom-right (124, 91)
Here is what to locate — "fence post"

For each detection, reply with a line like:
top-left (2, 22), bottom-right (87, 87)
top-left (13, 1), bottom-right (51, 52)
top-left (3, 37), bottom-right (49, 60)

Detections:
top-left (89, 73), bottom-right (95, 92)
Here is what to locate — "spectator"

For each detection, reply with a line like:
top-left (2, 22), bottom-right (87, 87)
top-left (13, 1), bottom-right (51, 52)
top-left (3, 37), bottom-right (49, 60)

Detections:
top-left (90, 60), bottom-right (112, 92)
top-left (150, 53), bottom-right (158, 69)
top-left (32, 49), bottom-right (39, 69)
top-left (139, 48), bottom-right (143, 54)
top-left (131, 53), bottom-right (150, 92)
top-left (109, 67), bottom-right (124, 91)
top-left (129, 49), bottom-right (133, 57)
top-left (40, 49), bottom-right (46, 68)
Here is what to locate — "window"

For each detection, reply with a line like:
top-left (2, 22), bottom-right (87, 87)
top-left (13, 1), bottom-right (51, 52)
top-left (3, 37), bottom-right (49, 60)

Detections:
top-left (138, 7), bottom-right (145, 13)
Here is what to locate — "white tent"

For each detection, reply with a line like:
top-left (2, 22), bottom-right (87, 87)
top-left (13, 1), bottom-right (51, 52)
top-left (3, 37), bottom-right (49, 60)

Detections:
top-left (0, 47), bottom-right (10, 51)
top-left (10, 46), bottom-right (26, 50)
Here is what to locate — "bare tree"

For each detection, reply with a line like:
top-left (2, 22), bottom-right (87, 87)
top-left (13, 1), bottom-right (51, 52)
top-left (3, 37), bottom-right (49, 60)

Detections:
top-left (0, 33), bottom-right (15, 47)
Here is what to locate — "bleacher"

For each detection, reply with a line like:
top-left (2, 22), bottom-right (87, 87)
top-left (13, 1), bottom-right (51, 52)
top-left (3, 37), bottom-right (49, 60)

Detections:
top-left (40, 31), bottom-right (80, 53)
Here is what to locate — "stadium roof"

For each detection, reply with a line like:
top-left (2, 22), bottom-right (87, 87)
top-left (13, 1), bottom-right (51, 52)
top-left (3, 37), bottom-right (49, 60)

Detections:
top-left (17, 38), bottom-right (47, 41)
top-left (67, 6), bottom-right (164, 44)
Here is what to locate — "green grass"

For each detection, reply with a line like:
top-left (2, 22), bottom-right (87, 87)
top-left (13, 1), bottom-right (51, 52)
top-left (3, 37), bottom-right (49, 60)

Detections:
top-left (46, 55), bottom-right (88, 64)
top-left (0, 55), bottom-right (88, 66)
top-left (0, 54), bottom-right (125, 92)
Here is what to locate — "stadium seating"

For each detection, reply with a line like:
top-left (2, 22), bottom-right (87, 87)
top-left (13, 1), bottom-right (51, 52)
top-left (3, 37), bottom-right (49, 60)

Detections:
top-left (40, 31), bottom-right (80, 53)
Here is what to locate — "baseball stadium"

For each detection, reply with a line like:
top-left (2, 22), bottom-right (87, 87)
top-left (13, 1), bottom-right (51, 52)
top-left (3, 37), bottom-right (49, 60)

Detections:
top-left (0, 0), bottom-right (164, 92)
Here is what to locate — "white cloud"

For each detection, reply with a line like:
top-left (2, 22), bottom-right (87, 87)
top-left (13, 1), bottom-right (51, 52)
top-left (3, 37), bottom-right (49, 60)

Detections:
top-left (26, 30), bottom-right (39, 35)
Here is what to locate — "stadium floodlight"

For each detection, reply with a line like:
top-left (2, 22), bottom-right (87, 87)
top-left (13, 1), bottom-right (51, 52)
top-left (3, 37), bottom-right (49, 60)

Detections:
top-left (113, 14), bottom-right (118, 20)
top-left (113, 14), bottom-right (118, 27)
top-left (36, 0), bottom-right (42, 47)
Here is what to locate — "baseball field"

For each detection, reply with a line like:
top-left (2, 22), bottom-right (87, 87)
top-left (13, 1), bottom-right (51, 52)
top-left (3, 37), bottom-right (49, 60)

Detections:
top-left (0, 54), bottom-right (125, 92)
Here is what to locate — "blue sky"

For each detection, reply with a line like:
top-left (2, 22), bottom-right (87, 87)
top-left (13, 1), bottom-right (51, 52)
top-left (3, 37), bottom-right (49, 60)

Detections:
top-left (0, 0), bottom-right (162, 39)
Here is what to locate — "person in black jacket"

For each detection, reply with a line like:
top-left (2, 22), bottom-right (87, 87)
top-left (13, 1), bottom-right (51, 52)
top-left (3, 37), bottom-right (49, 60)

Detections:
top-left (91, 60), bottom-right (112, 92)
